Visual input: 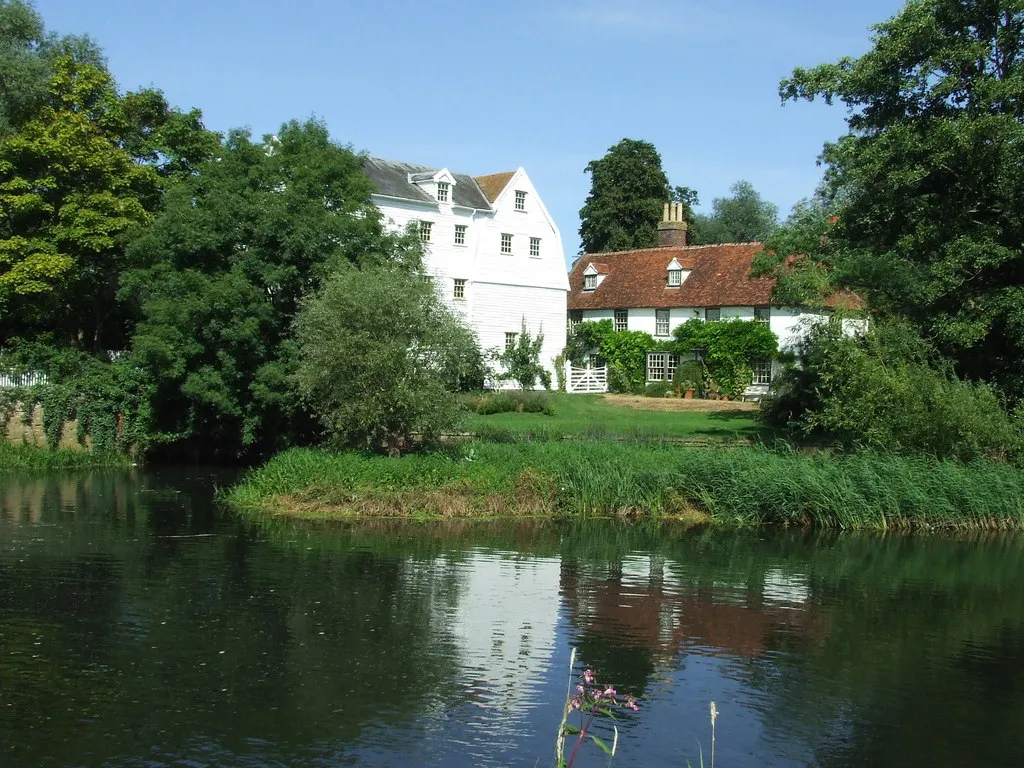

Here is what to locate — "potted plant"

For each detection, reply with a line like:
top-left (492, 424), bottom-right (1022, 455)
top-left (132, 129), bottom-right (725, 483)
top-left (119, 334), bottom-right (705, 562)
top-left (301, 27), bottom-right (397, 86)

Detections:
top-left (679, 379), bottom-right (696, 399)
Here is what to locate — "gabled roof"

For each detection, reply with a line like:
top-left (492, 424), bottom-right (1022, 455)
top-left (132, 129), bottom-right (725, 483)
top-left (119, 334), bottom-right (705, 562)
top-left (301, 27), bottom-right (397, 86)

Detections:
top-left (567, 243), bottom-right (864, 310)
top-left (362, 157), bottom-right (493, 210)
top-left (474, 171), bottom-right (515, 203)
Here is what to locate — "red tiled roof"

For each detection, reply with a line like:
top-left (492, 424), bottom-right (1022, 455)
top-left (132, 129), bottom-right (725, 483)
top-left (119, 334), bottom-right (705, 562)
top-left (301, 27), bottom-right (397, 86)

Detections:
top-left (567, 243), bottom-right (864, 311)
top-left (474, 172), bottom-right (515, 203)
top-left (568, 243), bottom-right (774, 309)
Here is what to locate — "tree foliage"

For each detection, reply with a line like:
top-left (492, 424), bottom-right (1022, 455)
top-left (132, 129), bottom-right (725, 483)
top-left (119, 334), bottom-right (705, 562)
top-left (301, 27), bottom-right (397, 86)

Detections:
top-left (295, 263), bottom-right (483, 455)
top-left (123, 120), bottom-right (398, 459)
top-left (762, 319), bottom-right (1022, 462)
top-left (0, 51), bottom-right (219, 350)
top-left (578, 139), bottom-right (676, 253)
top-left (498, 319), bottom-right (550, 390)
top-left (691, 180), bottom-right (778, 245)
top-left (775, 0), bottom-right (1024, 398)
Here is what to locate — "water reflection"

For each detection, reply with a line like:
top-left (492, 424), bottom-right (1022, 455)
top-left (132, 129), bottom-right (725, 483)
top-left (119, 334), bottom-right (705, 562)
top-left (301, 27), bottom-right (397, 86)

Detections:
top-left (1, 473), bottom-right (1024, 767)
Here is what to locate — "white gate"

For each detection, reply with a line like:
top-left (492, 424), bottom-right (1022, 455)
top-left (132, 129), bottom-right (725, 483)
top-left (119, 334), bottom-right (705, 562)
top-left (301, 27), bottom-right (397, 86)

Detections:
top-left (566, 364), bottom-right (607, 393)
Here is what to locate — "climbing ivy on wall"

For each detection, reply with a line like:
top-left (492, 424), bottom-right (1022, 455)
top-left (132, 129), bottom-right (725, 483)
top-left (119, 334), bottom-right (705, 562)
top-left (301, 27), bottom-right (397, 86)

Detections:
top-left (0, 343), bottom-right (154, 456)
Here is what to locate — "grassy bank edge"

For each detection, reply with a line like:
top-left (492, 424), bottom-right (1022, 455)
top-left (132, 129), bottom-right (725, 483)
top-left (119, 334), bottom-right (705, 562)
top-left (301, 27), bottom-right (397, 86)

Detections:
top-left (226, 444), bottom-right (1024, 532)
top-left (0, 442), bottom-right (134, 471)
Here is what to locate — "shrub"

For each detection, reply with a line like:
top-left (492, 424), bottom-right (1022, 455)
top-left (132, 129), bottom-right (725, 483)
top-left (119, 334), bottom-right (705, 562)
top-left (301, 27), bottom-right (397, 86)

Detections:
top-left (294, 264), bottom-right (482, 455)
top-left (474, 391), bottom-right (555, 416)
top-left (643, 382), bottom-right (672, 398)
top-left (762, 319), bottom-right (1023, 462)
top-left (496, 320), bottom-right (551, 390)
top-left (673, 361), bottom-right (705, 395)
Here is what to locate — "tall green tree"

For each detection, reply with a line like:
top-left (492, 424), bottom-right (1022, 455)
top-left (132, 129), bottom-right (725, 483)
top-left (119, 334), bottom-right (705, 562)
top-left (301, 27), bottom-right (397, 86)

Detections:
top-left (0, 0), bottom-right (104, 137)
top-left (0, 51), bottom-right (219, 349)
top-left (770, 0), bottom-right (1024, 397)
top-left (123, 120), bottom-right (410, 459)
top-left (691, 180), bottom-right (778, 244)
top-left (579, 139), bottom-right (681, 253)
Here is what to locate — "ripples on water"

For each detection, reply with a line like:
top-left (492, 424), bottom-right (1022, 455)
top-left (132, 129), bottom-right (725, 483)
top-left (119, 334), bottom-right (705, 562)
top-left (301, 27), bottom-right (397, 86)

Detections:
top-left (2, 469), bottom-right (1024, 767)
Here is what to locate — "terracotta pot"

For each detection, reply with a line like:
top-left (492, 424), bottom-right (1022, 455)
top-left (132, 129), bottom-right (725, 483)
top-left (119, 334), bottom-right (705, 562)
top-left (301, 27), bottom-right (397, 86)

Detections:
top-left (684, 389), bottom-right (694, 399)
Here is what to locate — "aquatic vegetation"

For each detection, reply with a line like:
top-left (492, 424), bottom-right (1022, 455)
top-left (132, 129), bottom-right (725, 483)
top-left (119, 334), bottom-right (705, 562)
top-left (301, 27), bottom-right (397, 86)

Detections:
top-left (229, 443), bottom-right (1024, 531)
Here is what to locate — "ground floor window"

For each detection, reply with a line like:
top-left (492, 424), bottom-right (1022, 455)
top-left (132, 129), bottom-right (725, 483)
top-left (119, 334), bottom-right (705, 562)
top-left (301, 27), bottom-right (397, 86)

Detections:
top-left (646, 352), bottom-right (680, 382)
top-left (751, 358), bottom-right (772, 385)
top-left (568, 310), bottom-right (582, 333)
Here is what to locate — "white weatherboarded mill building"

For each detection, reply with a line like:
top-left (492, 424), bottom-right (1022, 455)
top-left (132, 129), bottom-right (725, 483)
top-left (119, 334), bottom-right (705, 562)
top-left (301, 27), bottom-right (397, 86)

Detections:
top-left (363, 158), bottom-right (569, 386)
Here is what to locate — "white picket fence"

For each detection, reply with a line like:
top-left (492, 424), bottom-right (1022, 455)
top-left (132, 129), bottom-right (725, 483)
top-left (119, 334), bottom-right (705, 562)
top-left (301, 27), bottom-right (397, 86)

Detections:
top-left (566, 364), bottom-right (608, 393)
top-left (0, 371), bottom-right (48, 388)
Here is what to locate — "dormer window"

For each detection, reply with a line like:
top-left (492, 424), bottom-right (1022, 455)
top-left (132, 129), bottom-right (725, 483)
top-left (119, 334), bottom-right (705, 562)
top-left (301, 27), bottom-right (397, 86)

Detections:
top-left (666, 258), bottom-right (683, 287)
top-left (515, 190), bottom-right (526, 211)
top-left (584, 274), bottom-right (596, 291)
top-left (437, 182), bottom-right (449, 203)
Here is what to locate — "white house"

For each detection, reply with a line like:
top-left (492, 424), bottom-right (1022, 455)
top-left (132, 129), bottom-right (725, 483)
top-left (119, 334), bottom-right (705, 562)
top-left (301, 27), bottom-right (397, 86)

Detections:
top-left (363, 157), bottom-right (569, 386)
top-left (567, 202), bottom-right (864, 397)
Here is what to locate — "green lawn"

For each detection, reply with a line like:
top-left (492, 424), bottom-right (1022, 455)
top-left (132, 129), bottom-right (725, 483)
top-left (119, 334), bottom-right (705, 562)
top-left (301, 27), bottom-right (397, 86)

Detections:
top-left (463, 392), bottom-right (769, 442)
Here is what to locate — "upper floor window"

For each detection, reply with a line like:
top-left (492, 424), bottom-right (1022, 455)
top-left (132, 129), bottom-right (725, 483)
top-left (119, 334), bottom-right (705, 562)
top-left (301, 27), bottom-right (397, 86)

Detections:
top-left (705, 307), bottom-right (721, 322)
top-left (505, 332), bottom-right (518, 351)
top-left (754, 306), bottom-right (770, 326)
top-left (568, 310), bottom-right (583, 333)
top-left (514, 190), bottom-right (526, 211)
top-left (454, 224), bottom-right (467, 246)
top-left (453, 278), bottom-right (466, 300)
top-left (501, 233), bottom-right (513, 254)
top-left (667, 269), bottom-right (682, 287)
top-left (655, 309), bottom-right (670, 336)
top-left (419, 221), bottom-right (432, 242)
top-left (583, 274), bottom-right (596, 291)
top-left (529, 237), bottom-right (541, 258)
top-left (614, 309), bottom-right (628, 332)
top-left (437, 182), bottom-right (450, 203)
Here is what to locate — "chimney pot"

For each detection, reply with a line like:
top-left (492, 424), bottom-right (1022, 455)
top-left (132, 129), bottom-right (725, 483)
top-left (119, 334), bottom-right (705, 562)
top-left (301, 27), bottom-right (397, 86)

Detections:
top-left (657, 200), bottom-right (688, 247)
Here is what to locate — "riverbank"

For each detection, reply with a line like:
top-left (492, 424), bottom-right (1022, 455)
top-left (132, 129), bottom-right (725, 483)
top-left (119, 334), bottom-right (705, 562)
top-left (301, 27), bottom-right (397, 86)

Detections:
top-left (0, 442), bottom-right (133, 470)
top-left (227, 443), bottom-right (1024, 531)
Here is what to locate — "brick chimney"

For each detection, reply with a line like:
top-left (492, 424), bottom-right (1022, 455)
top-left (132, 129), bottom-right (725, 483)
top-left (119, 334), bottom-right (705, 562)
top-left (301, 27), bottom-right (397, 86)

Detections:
top-left (657, 202), bottom-right (688, 247)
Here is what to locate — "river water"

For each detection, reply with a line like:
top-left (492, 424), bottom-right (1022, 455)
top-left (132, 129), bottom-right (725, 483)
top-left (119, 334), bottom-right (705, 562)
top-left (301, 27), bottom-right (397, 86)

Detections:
top-left (2, 467), bottom-right (1024, 768)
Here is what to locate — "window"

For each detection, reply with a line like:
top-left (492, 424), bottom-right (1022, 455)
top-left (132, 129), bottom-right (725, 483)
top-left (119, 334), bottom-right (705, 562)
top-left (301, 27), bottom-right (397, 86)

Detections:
top-left (453, 278), bottom-right (466, 300)
top-left (646, 352), bottom-right (680, 382)
top-left (515, 190), bottom-right (526, 211)
top-left (454, 224), bottom-right (467, 246)
top-left (437, 182), bottom-right (449, 203)
top-left (705, 307), bottom-right (721, 322)
top-left (667, 269), bottom-right (682, 287)
top-left (752, 358), bottom-right (772, 385)
top-left (568, 310), bottom-right (583, 333)
top-left (529, 237), bottom-right (541, 258)
top-left (587, 353), bottom-right (603, 369)
top-left (501, 233), bottom-right (513, 254)
top-left (754, 306), bottom-right (770, 326)
top-left (419, 220), bottom-right (432, 242)
top-left (614, 309), bottom-right (628, 332)
top-left (583, 274), bottom-right (596, 291)
top-left (505, 332), bottom-right (518, 351)
top-left (656, 309), bottom-right (670, 336)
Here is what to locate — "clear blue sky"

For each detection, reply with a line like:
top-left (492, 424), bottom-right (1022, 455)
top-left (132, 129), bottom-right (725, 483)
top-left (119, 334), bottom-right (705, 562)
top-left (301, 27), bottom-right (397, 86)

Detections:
top-left (38, 0), bottom-right (905, 262)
